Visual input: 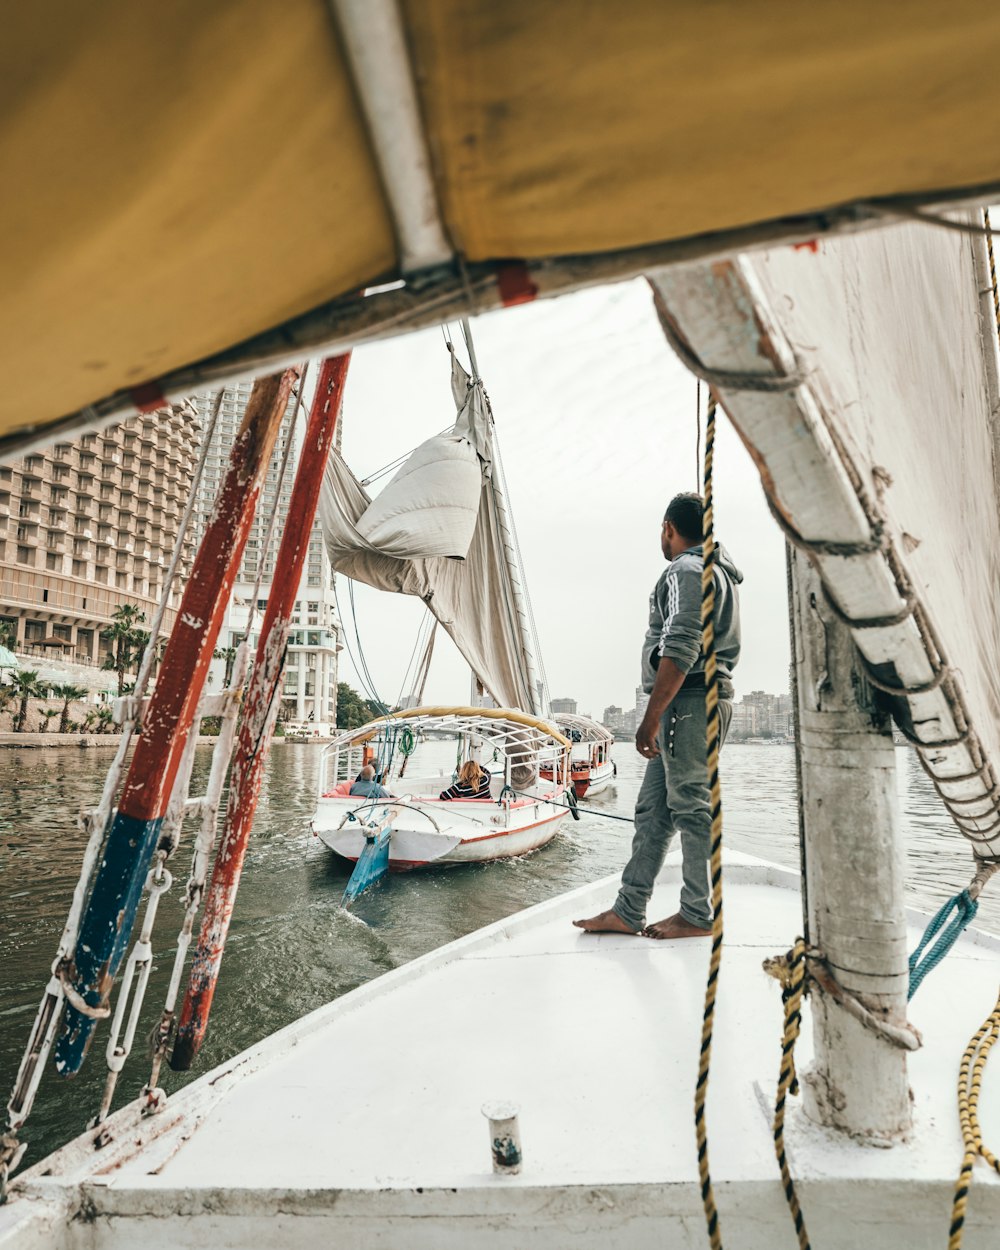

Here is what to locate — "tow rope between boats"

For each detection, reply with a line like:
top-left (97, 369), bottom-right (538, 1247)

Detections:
top-left (504, 788), bottom-right (634, 824)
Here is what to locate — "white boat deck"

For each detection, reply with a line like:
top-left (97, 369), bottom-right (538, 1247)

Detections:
top-left (5, 852), bottom-right (1000, 1249)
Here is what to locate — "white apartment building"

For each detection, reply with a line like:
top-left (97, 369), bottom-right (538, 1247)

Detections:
top-left (194, 380), bottom-right (340, 729)
top-left (0, 403), bottom-right (199, 694)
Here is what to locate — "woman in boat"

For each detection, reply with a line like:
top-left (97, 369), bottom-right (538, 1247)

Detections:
top-left (440, 759), bottom-right (491, 800)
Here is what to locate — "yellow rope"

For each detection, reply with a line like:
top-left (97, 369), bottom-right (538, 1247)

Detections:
top-left (949, 988), bottom-right (1000, 1249)
top-left (771, 940), bottom-right (812, 1250)
top-left (695, 394), bottom-right (724, 1249)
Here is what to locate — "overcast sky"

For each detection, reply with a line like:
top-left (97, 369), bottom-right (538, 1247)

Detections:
top-left (334, 277), bottom-right (789, 718)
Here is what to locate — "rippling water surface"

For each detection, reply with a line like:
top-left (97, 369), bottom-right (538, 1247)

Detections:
top-left (0, 740), bottom-right (993, 1166)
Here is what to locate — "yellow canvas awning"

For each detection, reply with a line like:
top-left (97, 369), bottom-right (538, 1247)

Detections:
top-left (5, 0), bottom-right (1000, 446)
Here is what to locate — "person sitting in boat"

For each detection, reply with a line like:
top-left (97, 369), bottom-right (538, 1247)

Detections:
top-left (349, 764), bottom-right (391, 800)
top-left (439, 760), bottom-right (492, 800)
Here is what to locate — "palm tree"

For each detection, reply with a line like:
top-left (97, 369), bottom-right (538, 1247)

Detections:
top-left (0, 619), bottom-right (16, 651)
top-left (213, 644), bottom-right (239, 687)
top-left (82, 708), bottom-right (99, 733)
top-left (101, 604), bottom-right (147, 695)
top-left (95, 705), bottom-right (115, 734)
top-left (39, 708), bottom-right (59, 732)
top-left (10, 670), bottom-right (44, 732)
top-left (51, 683), bottom-right (89, 733)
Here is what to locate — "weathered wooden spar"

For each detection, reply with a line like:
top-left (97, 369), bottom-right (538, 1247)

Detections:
top-left (52, 373), bottom-right (296, 1076)
top-left (172, 355), bottom-right (351, 1071)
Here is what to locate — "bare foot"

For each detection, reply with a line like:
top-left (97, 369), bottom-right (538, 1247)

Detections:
top-left (643, 912), bottom-right (712, 940)
top-left (572, 909), bottom-right (641, 935)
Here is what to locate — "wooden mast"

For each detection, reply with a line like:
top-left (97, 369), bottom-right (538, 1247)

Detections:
top-left (52, 372), bottom-right (296, 1076)
top-left (171, 355), bottom-right (350, 1070)
top-left (788, 547), bottom-right (912, 1138)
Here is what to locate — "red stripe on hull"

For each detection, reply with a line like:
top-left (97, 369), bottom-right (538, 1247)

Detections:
top-left (333, 811), bottom-right (565, 869)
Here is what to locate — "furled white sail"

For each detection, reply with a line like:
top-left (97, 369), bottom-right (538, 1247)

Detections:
top-left (348, 353), bottom-right (490, 560)
top-left (652, 210), bottom-right (1000, 855)
top-left (319, 351), bottom-right (539, 714)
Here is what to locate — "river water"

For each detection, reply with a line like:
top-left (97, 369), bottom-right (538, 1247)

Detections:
top-left (0, 740), bottom-right (993, 1168)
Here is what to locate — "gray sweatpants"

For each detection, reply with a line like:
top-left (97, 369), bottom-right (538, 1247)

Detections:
top-left (613, 691), bottom-right (733, 931)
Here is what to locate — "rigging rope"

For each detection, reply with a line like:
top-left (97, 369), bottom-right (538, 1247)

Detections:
top-left (907, 889), bottom-right (979, 1000)
top-left (448, 326), bottom-right (541, 715)
top-left (694, 394), bottom-right (724, 1250)
top-left (695, 378), bottom-right (702, 491)
top-left (985, 208), bottom-right (1000, 333)
top-left (948, 988), bottom-right (1000, 1249)
top-left (1, 389), bottom-right (223, 1200)
top-left (335, 577), bottom-right (388, 715)
top-left (244, 364), bottom-right (309, 638)
top-left (770, 940), bottom-right (813, 1250)
top-left (905, 855), bottom-right (1000, 1000)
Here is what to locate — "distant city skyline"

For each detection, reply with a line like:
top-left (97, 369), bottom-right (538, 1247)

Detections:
top-left (598, 686), bottom-right (792, 740)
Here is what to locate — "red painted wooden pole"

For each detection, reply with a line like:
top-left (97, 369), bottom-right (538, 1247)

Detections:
top-left (171, 354), bottom-right (350, 1070)
top-left (54, 371), bottom-right (297, 1074)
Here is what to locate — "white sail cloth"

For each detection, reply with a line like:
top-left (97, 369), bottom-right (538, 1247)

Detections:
top-left (654, 213), bottom-right (1000, 853)
top-left (319, 354), bottom-right (537, 714)
top-left (746, 221), bottom-right (1000, 768)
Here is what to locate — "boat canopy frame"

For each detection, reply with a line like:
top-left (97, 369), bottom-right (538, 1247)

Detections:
top-left (321, 706), bottom-right (571, 796)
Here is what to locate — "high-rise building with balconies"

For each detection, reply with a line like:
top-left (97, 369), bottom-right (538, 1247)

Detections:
top-left (194, 380), bottom-right (340, 729)
top-left (0, 403), bottom-right (200, 685)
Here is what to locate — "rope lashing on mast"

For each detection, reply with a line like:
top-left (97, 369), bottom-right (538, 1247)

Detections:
top-left (693, 394), bottom-right (725, 1250)
top-left (908, 860), bottom-right (1000, 1000)
top-left (948, 986), bottom-right (1000, 1249)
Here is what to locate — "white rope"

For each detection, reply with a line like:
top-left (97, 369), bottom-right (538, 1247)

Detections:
top-left (143, 661), bottom-right (248, 1111)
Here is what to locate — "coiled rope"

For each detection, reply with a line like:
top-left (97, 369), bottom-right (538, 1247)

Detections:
top-left (694, 394), bottom-right (724, 1249)
top-left (949, 988), bottom-right (1000, 1249)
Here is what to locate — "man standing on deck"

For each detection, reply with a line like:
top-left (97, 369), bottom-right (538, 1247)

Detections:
top-left (574, 492), bottom-right (742, 938)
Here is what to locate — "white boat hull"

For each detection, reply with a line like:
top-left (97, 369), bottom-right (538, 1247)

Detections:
top-left (7, 852), bottom-right (1000, 1249)
top-left (313, 795), bottom-right (567, 867)
top-left (580, 759), bottom-right (614, 798)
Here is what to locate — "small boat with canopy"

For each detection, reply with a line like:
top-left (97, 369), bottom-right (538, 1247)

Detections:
top-left (312, 706), bottom-right (573, 873)
top-left (545, 713), bottom-right (616, 800)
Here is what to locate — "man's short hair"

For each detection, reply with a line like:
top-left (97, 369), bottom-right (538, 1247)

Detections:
top-left (664, 493), bottom-right (704, 542)
top-left (360, 764), bottom-right (375, 780)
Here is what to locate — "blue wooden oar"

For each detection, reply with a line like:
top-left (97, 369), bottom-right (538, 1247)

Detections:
top-left (341, 811), bottom-right (396, 906)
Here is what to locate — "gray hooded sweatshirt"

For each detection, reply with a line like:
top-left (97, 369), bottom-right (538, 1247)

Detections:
top-left (640, 542), bottom-right (743, 701)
